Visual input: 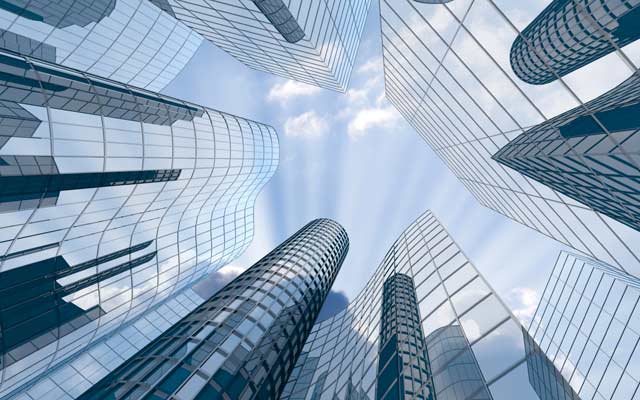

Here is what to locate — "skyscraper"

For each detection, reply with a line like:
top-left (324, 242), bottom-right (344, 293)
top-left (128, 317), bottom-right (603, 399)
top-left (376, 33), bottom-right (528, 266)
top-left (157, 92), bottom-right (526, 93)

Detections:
top-left (0, 0), bottom-right (202, 90)
top-left (493, 70), bottom-right (640, 233)
top-left (492, 1), bottom-right (640, 234)
top-left (376, 273), bottom-right (436, 400)
top-left (379, 0), bottom-right (640, 275)
top-left (509, 0), bottom-right (640, 85)
top-left (0, 49), bottom-right (278, 397)
top-left (154, 0), bottom-right (372, 91)
top-left (527, 251), bottom-right (640, 399)
top-left (77, 218), bottom-right (349, 400)
top-left (282, 210), bottom-right (555, 400)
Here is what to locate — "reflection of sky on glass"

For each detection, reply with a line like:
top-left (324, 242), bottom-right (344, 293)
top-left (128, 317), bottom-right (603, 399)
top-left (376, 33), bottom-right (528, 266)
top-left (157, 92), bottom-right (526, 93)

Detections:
top-left (164, 1), bottom-right (569, 323)
top-left (379, 0), bottom-right (640, 277)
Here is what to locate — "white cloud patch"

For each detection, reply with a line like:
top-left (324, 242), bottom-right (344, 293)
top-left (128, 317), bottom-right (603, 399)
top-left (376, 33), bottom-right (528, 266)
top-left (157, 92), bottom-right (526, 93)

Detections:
top-left (347, 106), bottom-right (402, 139)
top-left (267, 80), bottom-right (321, 104)
top-left (509, 287), bottom-right (540, 325)
top-left (334, 56), bottom-right (406, 139)
top-left (217, 263), bottom-right (246, 279)
top-left (357, 57), bottom-right (382, 75)
top-left (283, 111), bottom-right (329, 138)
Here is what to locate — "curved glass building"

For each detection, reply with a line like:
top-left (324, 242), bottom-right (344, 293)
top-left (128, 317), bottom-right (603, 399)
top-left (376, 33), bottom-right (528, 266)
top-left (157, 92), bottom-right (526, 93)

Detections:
top-left (281, 210), bottom-right (558, 400)
top-left (77, 218), bottom-right (349, 400)
top-left (510, 0), bottom-right (640, 85)
top-left (0, 50), bottom-right (278, 397)
top-left (0, 0), bottom-right (202, 90)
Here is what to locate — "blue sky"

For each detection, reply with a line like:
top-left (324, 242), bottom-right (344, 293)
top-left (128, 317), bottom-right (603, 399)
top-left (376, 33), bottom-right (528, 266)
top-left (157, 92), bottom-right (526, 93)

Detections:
top-left (165, 1), bottom-right (570, 324)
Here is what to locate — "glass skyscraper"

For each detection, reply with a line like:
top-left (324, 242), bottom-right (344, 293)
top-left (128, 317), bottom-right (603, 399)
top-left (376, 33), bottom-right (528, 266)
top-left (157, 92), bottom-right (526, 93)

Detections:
top-left (493, 70), bottom-right (640, 233)
top-left (155, 0), bottom-right (372, 91)
top-left (77, 218), bottom-right (349, 400)
top-left (0, 49), bottom-right (278, 398)
top-left (379, 0), bottom-right (640, 276)
top-left (527, 251), bottom-right (640, 400)
top-left (281, 210), bottom-right (557, 400)
top-left (0, 0), bottom-right (202, 90)
top-left (493, 1), bottom-right (640, 234)
top-left (509, 0), bottom-right (640, 85)
top-left (376, 273), bottom-right (436, 400)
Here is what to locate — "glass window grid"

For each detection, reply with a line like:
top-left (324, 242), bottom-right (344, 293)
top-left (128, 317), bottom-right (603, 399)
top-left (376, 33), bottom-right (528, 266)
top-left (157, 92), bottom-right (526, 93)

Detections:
top-left (0, 50), bottom-right (278, 398)
top-left (166, 0), bottom-right (371, 92)
top-left (380, 0), bottom-right (640, 277)
top-left (528, 252), bottom-right (640, 399)
top-left (75, 219), bottom-right (348, 400)
top-left (281, 210), bottom-right (551, 400)
top-left (0, 0), bottom-right (202, 91)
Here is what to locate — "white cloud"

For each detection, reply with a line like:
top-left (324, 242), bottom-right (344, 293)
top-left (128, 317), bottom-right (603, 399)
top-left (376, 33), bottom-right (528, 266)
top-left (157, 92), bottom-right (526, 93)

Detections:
top-left (217, 263), bottom-right (246, 278)
top-left (335, 55), bottom-right (404, 139)
top-left (357, 57), bottom-right (382, 75)
top-left (283, 111), bottom-right (329, 138)
top-left (267, 80), bottom-right (321, 104)
top-left (509, 287), bottom-right (539, 325)
top-left (347, 106), bottom-right (402, 139)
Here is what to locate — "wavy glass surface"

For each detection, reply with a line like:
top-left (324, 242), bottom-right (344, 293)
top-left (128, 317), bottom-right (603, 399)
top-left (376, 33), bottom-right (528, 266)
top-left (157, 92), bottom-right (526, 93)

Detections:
top-left (0, 51), bottom-right (279, 398)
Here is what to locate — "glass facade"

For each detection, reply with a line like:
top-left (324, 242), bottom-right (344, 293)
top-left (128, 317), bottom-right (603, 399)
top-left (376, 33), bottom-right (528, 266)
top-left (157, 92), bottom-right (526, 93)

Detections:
top-left (376, 273), bottom-right (436, 400)
top-left (161, 0), bottom-right (371, 91)
top-left (282, 210), bottom-right (559, 400)
top-left (522, 327), bottom-right (580, 400)
top-left (426, 325), bottom-right (492, 400)
top-left (510, 0), bottom-right (640, 85)
top-left (0, 0), bottom-right (202, 90)
top-left (0, 51), bottom-right (279, 398)
top-left (528, 252), bottom-right (640, 400)
top-left (78, 218), bottom-right (349, 400)
top-left (379, 0), bottom-right (640, 276)
top-left (493, 70), bottom-right (640, 233)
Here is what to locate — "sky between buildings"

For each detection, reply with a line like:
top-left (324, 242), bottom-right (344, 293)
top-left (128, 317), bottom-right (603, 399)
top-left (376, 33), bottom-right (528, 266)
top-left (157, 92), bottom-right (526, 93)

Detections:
top-left (165, 1), bottom-right (570, 324)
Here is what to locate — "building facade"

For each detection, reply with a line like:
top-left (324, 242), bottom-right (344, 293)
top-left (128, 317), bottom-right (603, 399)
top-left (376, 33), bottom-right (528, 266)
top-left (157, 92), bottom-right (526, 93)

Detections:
top-left (426, 325), bottom-right (492, 400)
top-left (493, 0), bottom-right (640, 235)
top-left (522, 327), bottom-right (581, 400)
top-left (376, 273), bottom-right (436, 400)
top-left (157, 0), bottom-right (371, 91)
top-left (527, 251), bottom-right (640, 400)
top-left (0, 0), bottom-right (202, 90)
top-left (380, 0), bottom-right (640, 276)
top-left (78, 218), bottom-right (349, 400)
top-left (510, 0), bottom-right (640, 85)
top-left (493, 70), bottom-right (640, 233)
top-left (0, 50), bottom-right (278, 398)
top-left (281, 210), bottom-right (557, 400)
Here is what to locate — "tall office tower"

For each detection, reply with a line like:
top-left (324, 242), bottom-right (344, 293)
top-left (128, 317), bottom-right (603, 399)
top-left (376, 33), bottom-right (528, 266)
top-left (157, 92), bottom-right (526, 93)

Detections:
top-left (527, 251), bottom-right (640, 400)
top-left (509, 0), bottom-right (640, 85)
top-left (282, 210), bottom-right (561, 400)
top-left (78, 219), bottom-right (349, 400)
top-left (0, 49), bottom-right (278, 398)
top-left (493, 1), bottom-right (640, 234)
top-left (376, 273), bottom-right (436, 400)
top-left (0, 0), bottom-right (202, 90)
top-left (493, 71), bottom-right (640, 233)
top-left (153, 0), bottom-right (372, 91)
top-left (380, 0), bottom-right (640, 276)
